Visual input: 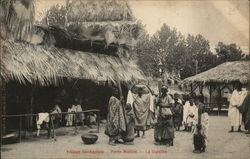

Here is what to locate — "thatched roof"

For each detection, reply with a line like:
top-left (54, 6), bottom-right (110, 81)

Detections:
top-left (66, 0), bottom-right (133, 23)
top-left (41, 0), bottom-right (140, 50)
top-left (183, 61), bottom-right (250, 84)
top-left (0, 40), bottom-right (145, 86)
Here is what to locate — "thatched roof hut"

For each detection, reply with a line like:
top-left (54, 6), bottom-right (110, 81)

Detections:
top-left (1, 40), bottom-right (145, 86)
top-left (183, 61), bottom-right (249, 84)
top-left (43, 0), bottom-right (141, 52)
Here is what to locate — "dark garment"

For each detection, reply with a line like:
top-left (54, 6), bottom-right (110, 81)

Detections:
top-left (105, 96), bottom-right (126, 140)
top-left (154, 95), bottom-right (175, 143)
top-left (239, 92), bottom-right (250, 130)
top-left (172, 102), bottom-right (183, 129)
top-left (154, 114), bottom-right (175, 142)
top-left (123, 110), bottom-right (135, 142)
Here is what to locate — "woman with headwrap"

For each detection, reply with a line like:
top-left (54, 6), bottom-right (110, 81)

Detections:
top-left (154, 86), bottom-right (175, 146)
top-left (105, 86), bottom-right (126, 146)
top-left (172, 93), bottom-right (183, 131)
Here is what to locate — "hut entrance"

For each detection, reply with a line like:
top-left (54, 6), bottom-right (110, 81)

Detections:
top-left (5, 79), bottom-right (128, 131)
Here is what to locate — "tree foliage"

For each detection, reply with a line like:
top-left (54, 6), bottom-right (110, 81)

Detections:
top-left (215, 42), bottom-right (245, 63)
top-left (134, 23), bottom-right (248, 80)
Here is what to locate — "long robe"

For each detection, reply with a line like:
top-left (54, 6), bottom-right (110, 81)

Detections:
top-left (133, 94), bottom-right (151, 130)
top-left (187, 105), bottom-right (198, 126)
top-left (239, 92), bottom-right (250, 130)
top-left (154, 95), bottom-right (175, 142)
top-left (183, 101), bottom-right (190, 125)
top-left (123, 110), bottom-right (135, 142)
top-left (127, 90), bottom-right (156, 131)
top-left (228, 90), bottom-right (247, 127)
top-left (105, 96), bottom-right (126, 139)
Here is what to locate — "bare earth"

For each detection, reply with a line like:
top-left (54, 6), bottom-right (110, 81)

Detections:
top-left (1, 116), bottom-right (250, 159)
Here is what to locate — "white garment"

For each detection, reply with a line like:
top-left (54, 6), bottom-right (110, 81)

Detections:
top-left (36, 113), bottom-right (49, 129)
top-left (65, 108), bottom-right (74, 126)
top-left (149, 94), bottom-right (155, 112)
top-left (228, 89), bottom-right (247, 126)
top-left (126, 90), bottom-right (135, 106)
top-left (183, 101), bottom-right (190, 124)
top-left (185, 102), bottom-right (198, 126)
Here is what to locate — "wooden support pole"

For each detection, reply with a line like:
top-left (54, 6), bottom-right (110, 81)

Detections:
top-left (48, 116), bottom-right (51, 139)
top-left (19, 116), bottom-right (22, 143)
top-left (74, 113), bottom-right (77, 134)
top-left (97, 110), bottom-right (100, 133)
top-left (50, 115), bottom-right (56, 141)
top-left (217, 83), bottom-right (221, 116)
top-left (209, 83), bottom-right (212, 109)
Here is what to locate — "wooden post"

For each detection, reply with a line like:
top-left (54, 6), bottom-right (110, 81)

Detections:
top-left (97, 111), bottom-right (100, 133)
top-left (27, 86), bottom-right (35, 131)
top-left (47, 115), bottom-right (51, 139)
top-left (19, 116), bottom-right (22, 143)
top-left (50, 115), bottom-right (56, 141)
top-left (217, 83), bottom-right (222, 116)
top-left (0, 79), bottom-right (7, 136)
top-left (209, 83), bottom-right (212, 110)
top-left (74, 113), bottom-right (77, 134)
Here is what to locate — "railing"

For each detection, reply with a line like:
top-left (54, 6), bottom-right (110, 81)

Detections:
top-left (1, 109), bottom-right (101, 143)
top-left (204, 103), bottom-right (229, 115)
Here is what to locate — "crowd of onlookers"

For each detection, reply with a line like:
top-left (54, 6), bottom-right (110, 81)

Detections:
top-left (35, 82), bottom-right (249, 154)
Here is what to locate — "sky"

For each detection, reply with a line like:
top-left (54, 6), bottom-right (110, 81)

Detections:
top-left (35, 0), bottom-right (249, 53)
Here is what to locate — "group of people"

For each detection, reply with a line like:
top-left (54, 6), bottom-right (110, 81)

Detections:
top-left (36, 101), bottom-right (97, 137)
top-left (228, 82), bottom-right (250, 134)
top-left (104, 85), bottom-right (209, 153)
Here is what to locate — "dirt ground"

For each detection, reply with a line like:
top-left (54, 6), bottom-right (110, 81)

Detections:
top-left (1, 115), bottom-right (250, 159)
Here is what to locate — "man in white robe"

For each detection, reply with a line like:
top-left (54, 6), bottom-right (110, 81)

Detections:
top-left (228, 83), bottom-right (247, 132)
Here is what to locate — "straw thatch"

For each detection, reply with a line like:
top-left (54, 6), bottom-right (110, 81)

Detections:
top-left (66, 0), bottom-right (133, 22)
top-left (2, 0), bottom-right (35, 41)
top-left (183, 61), bottom-right (250, 84)
top-left (1, 40), bottom-right (145, 86)
top-left (42, 0), bottom-right (140, 50)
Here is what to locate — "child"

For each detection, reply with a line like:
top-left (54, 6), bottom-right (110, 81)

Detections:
top-left (193, 97), bottom-right (209, 153)
top-left (86, 112), bottom-right (97, 128)
top-left (185, 97), bottom-right (198, 132)
top-left (123, 104), bottom-right (135, 145)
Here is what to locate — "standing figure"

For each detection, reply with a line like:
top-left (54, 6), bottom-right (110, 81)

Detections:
top-left (228, 82), bottom-right (247, 132)
top-left (154, 86), bottom-right (175, 146)
top-left (105, 87), bottom-right (126, 146)
top-left (133, 87), bottom-right (150, 138)
top-left (172, 93), bottom-right (183, 131)
top-left (50, 104), bottom-right (62, 128)
top-left (193, 96), bottom-right (209, 153)
top-left (185, 97), bottom-right (198, 132)
top-left (65, 105), bottom-right (74, 126)
top-left (123, 104), bottom-right (135, 145)
top-left (75, 103), bottom-right (85, 126)
top-left (239, 91), bottom-right (250, 134)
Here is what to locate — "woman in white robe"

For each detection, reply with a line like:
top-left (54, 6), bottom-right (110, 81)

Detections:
top-left (228, 83), bottom-right (247, 132)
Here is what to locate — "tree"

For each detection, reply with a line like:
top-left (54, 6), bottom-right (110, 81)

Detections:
top-left (150, 24), bottom-right (185, 76)
top-left (215, 42), bottom-right (244, 64)
top-left (181, 34), bottom-right (217, 78)
top-left (133, 23), bottom-right (218, 79)
top-left (132, 22), bottom-right (157, 76)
